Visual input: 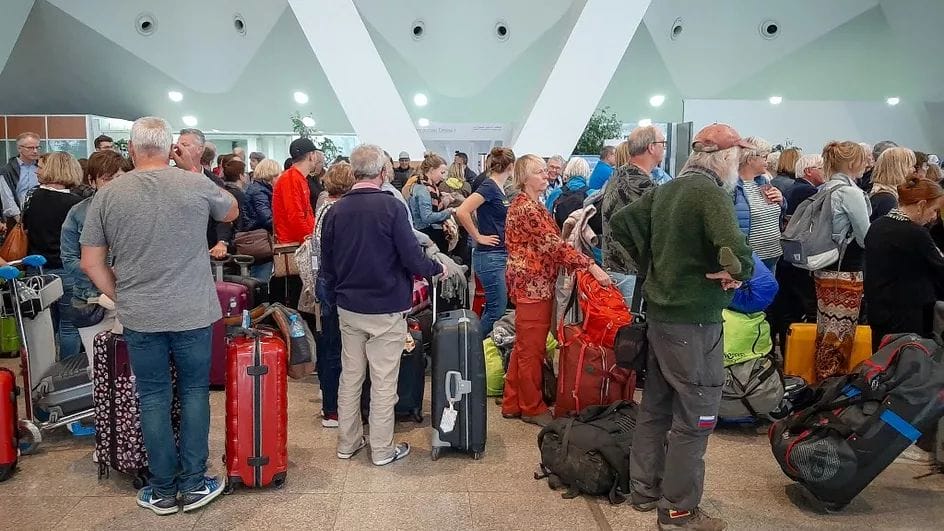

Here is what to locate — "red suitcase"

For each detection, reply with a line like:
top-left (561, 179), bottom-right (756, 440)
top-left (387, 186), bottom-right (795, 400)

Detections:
top-left (224, 329), bottom-right (288, 491)
top-left (1, 367), bottom-right (18, 482)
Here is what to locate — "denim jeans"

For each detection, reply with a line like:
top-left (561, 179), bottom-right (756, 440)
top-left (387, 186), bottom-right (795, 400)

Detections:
top-left (608, 271), bottom-right (637, 311)
top-left (48, 268), bottom-right (81, 360)
top-left (316, 277), bottom-right (342, 416)
top-left (124, 325), bottom-right (212, 498)
top-left (473, 249), bottom-right (508, 336)
top-left (250, 261), bottom-right (273, 284)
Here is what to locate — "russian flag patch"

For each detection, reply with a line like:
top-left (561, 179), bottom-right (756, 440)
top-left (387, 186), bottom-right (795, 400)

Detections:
top-left (698, 415), bottom-right (716, 429)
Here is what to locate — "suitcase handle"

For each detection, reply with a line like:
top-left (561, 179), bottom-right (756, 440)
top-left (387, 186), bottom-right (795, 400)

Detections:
top-left (445, 370), bottom-right (471, 403)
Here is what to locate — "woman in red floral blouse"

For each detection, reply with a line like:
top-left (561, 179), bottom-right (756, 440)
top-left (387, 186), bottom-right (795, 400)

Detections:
top-left (503, 154), bottom-right (611, 426)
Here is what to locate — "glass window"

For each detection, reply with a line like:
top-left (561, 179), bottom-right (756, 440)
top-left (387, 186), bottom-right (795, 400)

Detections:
top-left (46, 140), bottom-right (89, 160)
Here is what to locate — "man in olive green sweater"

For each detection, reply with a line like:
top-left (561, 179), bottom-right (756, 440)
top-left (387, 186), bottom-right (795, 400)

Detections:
top-left (609, 123), bottom-right (754, 531)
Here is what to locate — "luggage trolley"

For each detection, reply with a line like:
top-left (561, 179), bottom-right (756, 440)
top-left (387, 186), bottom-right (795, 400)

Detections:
top-left (0, 255), bottom-right (95, 453)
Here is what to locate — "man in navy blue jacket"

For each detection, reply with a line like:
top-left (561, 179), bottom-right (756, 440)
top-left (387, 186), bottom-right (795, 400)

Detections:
top-left (321, 143), bottom-right (445, 467)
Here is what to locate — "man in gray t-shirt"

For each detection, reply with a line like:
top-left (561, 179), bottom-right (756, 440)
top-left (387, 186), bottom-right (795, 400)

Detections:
top-left (80, 116), bottom-right (237, 515)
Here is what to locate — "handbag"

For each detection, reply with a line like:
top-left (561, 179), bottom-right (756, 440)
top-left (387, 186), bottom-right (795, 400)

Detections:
top-left (0, 223), bottom-right (27, 262)
top-left (272, 242), bottom-right (300, 278)
top-left (234, 229), bottom-right (272, 261)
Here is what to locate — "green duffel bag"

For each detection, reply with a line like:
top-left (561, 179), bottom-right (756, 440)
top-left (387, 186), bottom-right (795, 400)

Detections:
top-left (0, 316), bottom-right (18, 357)
top-left (721, 309), bottom-right (771, 367)
top-left (485, 338), bottom-right (505, 397)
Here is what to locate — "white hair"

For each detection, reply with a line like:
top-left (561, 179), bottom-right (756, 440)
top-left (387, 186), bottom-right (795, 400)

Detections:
top-left (131, 116), bottom-right (173, 156)
top-left (350, 144), bottom-right (386, 180)
top-left (685, 147), bottom-right (741, 189)
top-left (548, 155), bottom-right (566, 167)
top-left (563, 157), bottom-right (590, 182)
top-left (739, 136), bottom-right (772, 166)
top-left (795, 154), bottom-right (823, 179)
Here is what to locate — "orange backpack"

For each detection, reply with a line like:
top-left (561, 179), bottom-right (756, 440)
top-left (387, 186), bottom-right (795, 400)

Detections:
top-left (575, 270), bottom-right (632, 348)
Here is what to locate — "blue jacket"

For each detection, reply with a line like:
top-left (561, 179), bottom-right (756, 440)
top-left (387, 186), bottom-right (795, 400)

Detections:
top-left (545, 176), bottom-right (588, 211)
top-left (321, 188), bottom-right (442, 314)
top-left (730, 253), bottom-right (778, 313)
top-left (243, 180), bottom-right (273, 231)
top-left (588, 161), bottom-right (614, 190)
top-left (732, 180), bottom-right (751, 236)
top-left (60, 197), bottom-right (98, 301)
top-left (408, 183), bottom-right (451, 230)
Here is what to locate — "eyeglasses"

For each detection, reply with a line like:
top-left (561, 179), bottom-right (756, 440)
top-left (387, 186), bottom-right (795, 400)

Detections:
top-left (651, 141), bottom-right (667, 146)
top-left (18, 145), bottom-right (40, 151)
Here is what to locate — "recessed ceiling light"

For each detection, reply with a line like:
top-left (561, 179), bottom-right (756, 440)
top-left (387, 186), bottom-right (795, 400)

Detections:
top-left (637, 118), bottom-right (653, 127)
top-left (293, 91), bottom-right (309, 104)
top-left (769, 96), bottom-right (783, 105)
top-left (886, 97), bottom-right (900, 106)
top-left (649, 94), bottom-right (665, 107)
top-left (417, 118), bottom-right (430, 127)
top-left (167, 90), bottom-right (183, 102)
top-left (413, 93), bottom-right (428, 107)
top-left (301, 116), bottom-right (316, 127)
top-left (182, 115), bottom-right (198, 127)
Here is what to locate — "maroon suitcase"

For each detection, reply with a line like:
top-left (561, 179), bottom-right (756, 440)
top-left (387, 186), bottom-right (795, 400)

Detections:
top-left (211, 281), bottom-right (249, 388)
top-left (1, 367), bottom-right (18, 482)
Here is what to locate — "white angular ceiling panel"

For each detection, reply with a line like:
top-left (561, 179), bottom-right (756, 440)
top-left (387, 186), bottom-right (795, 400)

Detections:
top-left (354, 0), bottom-right (582, 98)
top-left (643, 0), bottom-right (879, 97)
top-left (0, 0), bottom-right (35, 72)
top-left (47, 0), bottom-right (287, 93)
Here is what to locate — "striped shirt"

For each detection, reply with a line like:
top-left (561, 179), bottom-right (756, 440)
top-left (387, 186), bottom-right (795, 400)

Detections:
top-left (742, 180), bottom-right (783, 260)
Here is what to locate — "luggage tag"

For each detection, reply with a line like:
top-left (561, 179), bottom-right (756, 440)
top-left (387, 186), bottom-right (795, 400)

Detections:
top-left (440, 401), bottom-right (458, 433)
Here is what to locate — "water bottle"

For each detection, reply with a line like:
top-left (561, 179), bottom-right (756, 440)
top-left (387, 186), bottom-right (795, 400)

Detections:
top-left (241, 309), bottom-right (251, 329)
top-left (289, 314), bottom-right (305, 338)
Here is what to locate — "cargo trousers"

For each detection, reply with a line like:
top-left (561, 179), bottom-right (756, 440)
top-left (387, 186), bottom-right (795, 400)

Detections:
top-left (629, 321), bottom-right (724, 511)
top-left (336, 308), bottom-right (408, 463)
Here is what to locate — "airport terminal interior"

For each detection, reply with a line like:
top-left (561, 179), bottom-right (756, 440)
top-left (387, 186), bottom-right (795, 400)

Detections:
top-left (2, 1), bottom-right (944, 530)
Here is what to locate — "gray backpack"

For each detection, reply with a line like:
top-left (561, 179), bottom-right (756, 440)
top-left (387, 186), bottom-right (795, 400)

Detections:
top-left (781, 184), bottom-right (848, 270)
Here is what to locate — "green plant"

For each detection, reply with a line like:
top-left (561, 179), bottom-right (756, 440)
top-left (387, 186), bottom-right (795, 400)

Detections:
top-left (290, 111), bottom-right (340, 160)
top-left (574, 107), bottom-right (623, 155)
top-left (114, 138), bottom-right (129, 157)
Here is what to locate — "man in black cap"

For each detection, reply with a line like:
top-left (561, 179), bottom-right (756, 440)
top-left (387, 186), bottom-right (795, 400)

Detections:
top-left (273, 138), bottom-right (318, 244)
top-left (393, 151), bottom-right (412, 191)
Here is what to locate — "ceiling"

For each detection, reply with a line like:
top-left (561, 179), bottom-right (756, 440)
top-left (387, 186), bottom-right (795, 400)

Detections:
top-left (0, 0), bottom-right (941, 144)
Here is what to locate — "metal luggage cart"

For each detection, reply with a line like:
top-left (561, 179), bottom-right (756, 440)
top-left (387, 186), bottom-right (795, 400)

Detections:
top-left (0, 255), bottom-right (95, 454)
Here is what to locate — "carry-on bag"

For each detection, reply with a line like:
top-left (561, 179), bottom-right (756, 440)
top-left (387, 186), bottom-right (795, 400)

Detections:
top-left (361, 313), bottom-right (428, 423)
top-left (0, 367), bottom-right (19, 482)
top-left (784, 323), bottom-right (872, 383)
top-left (223, 255), bottom-right (267, 307)
top-left (212, 260), bottom-right (250, 387)
top-left (93, 331), bottom-right (180, 488)
top-left (224, 327), bottom-right (288, 491)
top-left (430, 282), bottom-right (487, 460)
top-left (718, 355), bottom-right (785, 419)
top-left (556, 321), bottom-right (635, 418)
top-left (770, 334), bottom-right (944, 510)
top-left (535, 400), bottom-right (637, 504)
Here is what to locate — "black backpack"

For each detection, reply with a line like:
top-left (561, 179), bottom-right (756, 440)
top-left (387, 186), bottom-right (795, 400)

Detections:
top-left (552, 186), bottom-right (589, 228)
top-left (535, 400), bottom-right (636, 504)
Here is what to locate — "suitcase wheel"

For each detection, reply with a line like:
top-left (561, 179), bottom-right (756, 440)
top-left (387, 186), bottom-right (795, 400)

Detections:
top-left (223, 478), bottom-right (238, 495)
top-left (132, 471), bottom-right (149, 490)
top-left (17, 420), bottom-right (41, 455)
top-left (273, 476), bottom-right (286, 489)
top-left (472, 451), bottom-right (484, 461)
top-left (410, 408), bottom-right (423, 424)
top-left (431, 447), bottom-right (441, 461)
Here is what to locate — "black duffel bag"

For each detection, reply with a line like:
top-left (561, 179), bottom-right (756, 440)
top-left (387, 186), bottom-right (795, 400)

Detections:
top-left (535, 400), bottom-right (636, 504)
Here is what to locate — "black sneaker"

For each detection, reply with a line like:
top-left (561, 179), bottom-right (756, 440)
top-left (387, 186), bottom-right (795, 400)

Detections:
top-left (180, 476), bottom-right (225, 513)
top-left (657, 507), bottom-right (727, 530)
top-left (136, 486), bottom-right (179, 516)
top-left (631, 492), bottom-right (659, 512)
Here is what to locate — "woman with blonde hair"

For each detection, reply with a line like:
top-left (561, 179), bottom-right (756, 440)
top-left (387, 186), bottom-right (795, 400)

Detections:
top-left (22, 151), bottom-right (84, 359)
top-left (503, 154), bottom-right (611, 426)
top-left (772, 147), bottom-right (802, 196)
top-left (735, 137), bottom-right (784, 271)
top-left (242, 157), bottom-right (282, 281)
top-left (865, 177), bottom-right (944, 349)
top-left (408, 153), bottom-right (454, 252)
top-left (869, 147), bottom-right (916, 220)
top-left (812, 141), bottom-right (872, 380)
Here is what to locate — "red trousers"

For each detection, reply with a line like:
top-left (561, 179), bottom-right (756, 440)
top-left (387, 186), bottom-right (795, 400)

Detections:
top-left (502, 299), bottom-right (552, 417)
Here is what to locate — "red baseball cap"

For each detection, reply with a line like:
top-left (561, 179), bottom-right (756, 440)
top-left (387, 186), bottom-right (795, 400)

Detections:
top-left (691, 123), bottom-right (753, 153)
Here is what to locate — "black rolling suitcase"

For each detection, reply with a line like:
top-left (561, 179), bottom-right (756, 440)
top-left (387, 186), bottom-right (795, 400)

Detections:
top-left (430, 283), bottom-right (486, 460)
top-left (221, 255), bottom-right (268, 306)
top-left (770, 334), bottom-right (944, 510)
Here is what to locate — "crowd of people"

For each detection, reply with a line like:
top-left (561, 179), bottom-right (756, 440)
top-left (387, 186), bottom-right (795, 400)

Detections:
top-left (3, 115), bottom-right (944, 529)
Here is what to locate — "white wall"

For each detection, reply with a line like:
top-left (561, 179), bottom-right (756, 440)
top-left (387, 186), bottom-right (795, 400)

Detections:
top-left (683, 99), bottom-right (939, 154)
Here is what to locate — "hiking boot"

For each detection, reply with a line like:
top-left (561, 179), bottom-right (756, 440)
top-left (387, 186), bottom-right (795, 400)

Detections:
top-left (337, 436), bottom-right (368, 460)
top-left (522, 412), bottom-right (553, 427)
top-left (631, 492), bottom-right (659, 512)
top-left (136, 486), bottom-right (179, 516)
top-left (180, 476), bottom-right (225, 513)
top-left (373, 442), bottom-right (411, 466)
top-left (658, 507), bottom-right (727, 530)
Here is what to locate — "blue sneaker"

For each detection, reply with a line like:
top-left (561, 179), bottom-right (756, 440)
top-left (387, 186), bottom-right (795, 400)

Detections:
top-left (136, 486), bottom-right (179, 516)
top-left (180, 476), bottom-right (225, 513)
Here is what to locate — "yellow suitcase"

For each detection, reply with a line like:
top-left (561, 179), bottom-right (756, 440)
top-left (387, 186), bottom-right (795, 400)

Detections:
top-left (784, 323), bottom-right (872, 384)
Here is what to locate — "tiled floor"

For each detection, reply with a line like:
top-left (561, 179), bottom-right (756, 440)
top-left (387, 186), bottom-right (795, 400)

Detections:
top-left (2, 357), bottom-right (943, 530)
